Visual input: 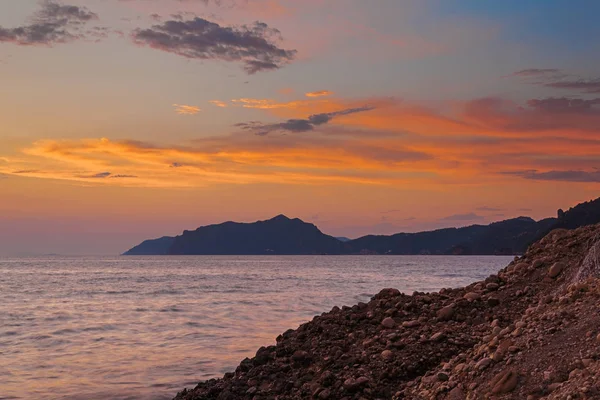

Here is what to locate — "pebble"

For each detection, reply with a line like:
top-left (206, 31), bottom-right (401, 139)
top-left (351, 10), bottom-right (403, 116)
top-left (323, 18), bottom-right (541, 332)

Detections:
top-left (381, 317), bottom-right (395, 329)
top-left (430, 332), bottom-right (445, 342)
top-left (402, 320), bottom-right (420, 328)
top-left (437, 305), bottom-right (455, 321)
top-left (463, 292), bottom-right (482, 301)
top-left (437, 372), bottom-right (449, 382)
top-left (487, 297), bottom-right (500, 307)
top-left (476, 357), bottom-right (492, 370)
top-left (548, 262), bottom-right (565, 278)
top-left (447, 387), bottom-right (466, 399)
top-left (491, 369), bottom-right (519, 394)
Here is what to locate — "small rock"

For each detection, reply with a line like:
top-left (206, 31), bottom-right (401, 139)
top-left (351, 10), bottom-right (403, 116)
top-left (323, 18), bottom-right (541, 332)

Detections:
top-left (430, 332), bottom-right (445, 342)
top-left (246, 386), bottom-right (257, 395)
top-left (547, 382), bottom-right (561, 392)
top-left (381, 350), bottom-right (393, 360)
top-left (291, 350), bottom-right (308, 362)
top-left (464, 292), bottom-right (482, 302)
top-left (319, 389), bottom-right (331, 399)
top-left (487, 297), bottom-right (500, 307)
top-left (343, 378), bottom-right (358, 391)
top-left (486, 282), bottom-right (499, 291)
top-left (476, 357), bottom-right (493, 370)
top-left (381, 317), bottom-right (395, 329)
top-left (569, 369), bottom-right (581, 380)
top-left (376, 288), bottom-right (401, 298)
top-left (454, 363), bottom-right (466, 373)
top-left (491, 369), bottom-right (519, 394)
top-left (356, 376), bottom-right (370, 386)
top-left (447, 387), bottom-right (466, 400)
top-left (437, 372), bottom-right (449, 382)
top-left (548, 262), bottom-right (565, 278)
top-left (437, 306), bottom-right (455, 321)
top-left (402, 320), bottom-right (420, 328)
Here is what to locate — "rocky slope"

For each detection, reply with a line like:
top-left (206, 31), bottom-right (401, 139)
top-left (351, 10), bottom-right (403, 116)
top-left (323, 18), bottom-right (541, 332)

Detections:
top-left (174, 224), bottom-right (600, 400)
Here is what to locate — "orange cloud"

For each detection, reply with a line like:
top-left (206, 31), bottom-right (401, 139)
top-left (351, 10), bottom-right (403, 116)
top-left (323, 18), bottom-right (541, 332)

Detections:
top-left (2, 94), bottom-right (600, 189)
top-left (209, 100), bottom-right (228, 108)
top-left (231, 98), bottom-right (320, 110)
top-left (173, 104), bottom-right (201, 115)
top-left (306, 90), bottom-right (333, 97)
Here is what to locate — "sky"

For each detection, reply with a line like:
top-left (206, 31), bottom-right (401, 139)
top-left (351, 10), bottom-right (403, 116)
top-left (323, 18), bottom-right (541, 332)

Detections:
top-left (1, 0), bottom-right (600, 255)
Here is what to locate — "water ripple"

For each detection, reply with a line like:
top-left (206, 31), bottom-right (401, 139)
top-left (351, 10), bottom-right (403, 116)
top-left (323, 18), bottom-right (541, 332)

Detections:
top-left (0, 255), bottom-right (510, 400)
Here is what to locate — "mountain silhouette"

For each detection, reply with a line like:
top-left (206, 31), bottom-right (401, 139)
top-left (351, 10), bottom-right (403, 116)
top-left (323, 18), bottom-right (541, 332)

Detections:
top-left (123, 197), bottom-right (600, 256)
top-left (125, 215), bottom-right (347, 255)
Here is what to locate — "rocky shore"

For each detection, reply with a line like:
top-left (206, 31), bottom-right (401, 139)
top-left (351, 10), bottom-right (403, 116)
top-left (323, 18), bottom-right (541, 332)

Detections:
top-left (174, 224), bottom-right (600, 399)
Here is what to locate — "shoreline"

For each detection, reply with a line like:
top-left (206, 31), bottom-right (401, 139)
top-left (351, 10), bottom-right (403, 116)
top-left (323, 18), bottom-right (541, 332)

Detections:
top-left (173, 225), bottom-right (600, 399)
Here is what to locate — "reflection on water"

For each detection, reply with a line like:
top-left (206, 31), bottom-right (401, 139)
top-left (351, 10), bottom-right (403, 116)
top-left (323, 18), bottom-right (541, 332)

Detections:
top-left (0, 255), bottom-right (511, 400)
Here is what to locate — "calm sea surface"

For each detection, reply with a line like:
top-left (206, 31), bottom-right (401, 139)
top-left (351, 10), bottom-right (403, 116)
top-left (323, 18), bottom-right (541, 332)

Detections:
top-left (0, 255), bottom-right (512, 400)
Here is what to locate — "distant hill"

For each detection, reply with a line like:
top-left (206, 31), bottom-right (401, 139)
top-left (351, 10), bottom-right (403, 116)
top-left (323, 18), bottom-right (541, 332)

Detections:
top-left (335, 237), bottom-right (352, 242)
top-left (346, 217), bottom-right (556, 255)
top-left (124, 215), bottom-right (348, 255)
top-left (123, 197), bottom-right (600, 256)
top-left (123, 236), bottom-right (175, 255)
top-left (553, 197), bottom-right (600, 230)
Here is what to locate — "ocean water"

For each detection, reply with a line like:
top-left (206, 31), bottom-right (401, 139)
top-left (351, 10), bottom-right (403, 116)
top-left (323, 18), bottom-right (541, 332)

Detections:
top-left (0, 255), bottom-right (512, 400)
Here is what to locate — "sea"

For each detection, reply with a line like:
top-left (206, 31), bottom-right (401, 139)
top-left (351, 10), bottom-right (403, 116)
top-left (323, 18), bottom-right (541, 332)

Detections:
top-left (0, 255), bottom-right (512, 400)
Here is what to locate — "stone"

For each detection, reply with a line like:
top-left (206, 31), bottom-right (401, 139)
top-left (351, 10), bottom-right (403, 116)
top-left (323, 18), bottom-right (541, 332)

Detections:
top-left (454, 363), bottom-right (466, 373)
top-left (437, 372), bottom-right (449, 382)
top-left (318, 389), bottom-right (331, 399)
top-left (430, 332), bottom-right (445, 342)
top-left (447, 387), bottom-right (466, 400)
top-left (356, 376), bottom-right (370, 386)
top-left (476, 357), bottom-right (493, 370)
top-left (569, 369), bottom-right (581, 380)
top-left (464, 292), bottom-right (482, 301)
top-left (376, 288), bottom-right (401, 298)
top-left (486, 282), bottom-right (499, 291)
top-left (514, 262), bottom-right (528, 272)
top-left (343, 378), bottom-right (358, 391)
top-left (437, 306), bottom-right (455, 321)
top-left (487, 297), bottom-right (500, 307)
top-left (532, 259), bottom-right (544, 268)
top-left (491, 369), bottom-right (519, 394)
top-left (381, 350), bottom-right (393, 360)
top-left (548, 262), bottom-right (566, 278)
top-left (381, 317), bottom-right (395, 329)
top-left (291, 350), bottom-right (308, 362)
top-left (402, 320), bottom-right (420, 328)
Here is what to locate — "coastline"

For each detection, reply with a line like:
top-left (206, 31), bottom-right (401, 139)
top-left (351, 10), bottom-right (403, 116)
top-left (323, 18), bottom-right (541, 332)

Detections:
top-left (173, 225), bottom-right (600, 399)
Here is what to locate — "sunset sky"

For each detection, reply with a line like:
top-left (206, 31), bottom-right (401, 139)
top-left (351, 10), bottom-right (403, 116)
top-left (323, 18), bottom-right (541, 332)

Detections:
top-left (1, 0), bottom-right (599, 255)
